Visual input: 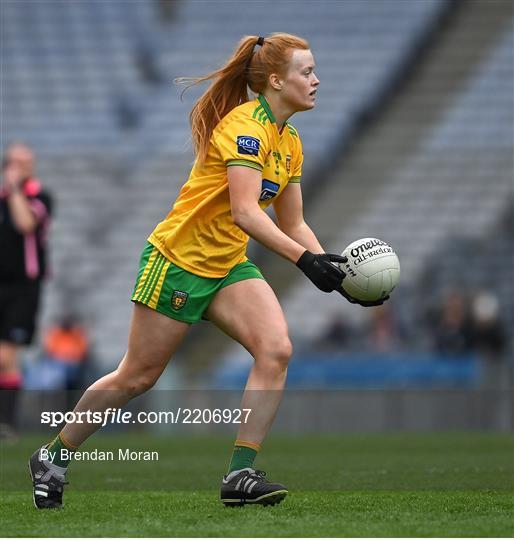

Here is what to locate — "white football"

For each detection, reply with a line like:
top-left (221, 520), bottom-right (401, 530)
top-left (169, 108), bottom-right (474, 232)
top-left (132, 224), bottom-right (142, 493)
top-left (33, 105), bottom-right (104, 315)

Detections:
top-left (339, 238), bottom-right (400, 302)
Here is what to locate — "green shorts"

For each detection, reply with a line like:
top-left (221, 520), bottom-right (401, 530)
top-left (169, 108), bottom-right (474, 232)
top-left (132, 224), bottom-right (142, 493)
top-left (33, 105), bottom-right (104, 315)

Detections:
top-left (131, 242), bottom-right (265, 324)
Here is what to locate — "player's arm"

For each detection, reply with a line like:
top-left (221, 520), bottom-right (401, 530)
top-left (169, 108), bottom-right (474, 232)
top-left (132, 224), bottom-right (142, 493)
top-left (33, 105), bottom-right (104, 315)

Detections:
top-left (2, 163), bottom-right (38, 234)
top-left (228, 166), bottom-right (345, 293)
top-left (273, 182), bottom-right (323, 253)
top-left (228, 165), bottom-right (305, 263)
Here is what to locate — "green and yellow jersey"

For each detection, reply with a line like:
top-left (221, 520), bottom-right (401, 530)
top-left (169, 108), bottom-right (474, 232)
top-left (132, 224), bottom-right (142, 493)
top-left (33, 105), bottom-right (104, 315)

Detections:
top-left (149, 94), bottom-right (303, 278)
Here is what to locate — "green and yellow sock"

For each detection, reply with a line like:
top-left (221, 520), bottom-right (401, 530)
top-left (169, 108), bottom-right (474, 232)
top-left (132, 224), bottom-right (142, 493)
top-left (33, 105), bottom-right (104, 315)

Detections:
top-left (228, 439), bottom-right (261, 474)
top-left (46, 432), bottom-right (77, 468)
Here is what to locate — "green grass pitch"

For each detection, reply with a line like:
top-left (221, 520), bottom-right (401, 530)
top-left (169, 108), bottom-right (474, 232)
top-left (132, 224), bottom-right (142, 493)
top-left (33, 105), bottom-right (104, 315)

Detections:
top-left (1, 432), bottom-right (513, 537)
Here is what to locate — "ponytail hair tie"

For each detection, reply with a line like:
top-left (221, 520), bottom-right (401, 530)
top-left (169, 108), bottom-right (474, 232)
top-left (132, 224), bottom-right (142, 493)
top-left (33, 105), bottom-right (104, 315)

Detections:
top-left (256, 36), bottom-right (265, 46)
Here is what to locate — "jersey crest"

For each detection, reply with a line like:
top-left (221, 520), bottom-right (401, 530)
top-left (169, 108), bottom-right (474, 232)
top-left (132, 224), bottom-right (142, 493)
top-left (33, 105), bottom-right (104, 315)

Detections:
top-left (171, 290), bottom-right (188, 311)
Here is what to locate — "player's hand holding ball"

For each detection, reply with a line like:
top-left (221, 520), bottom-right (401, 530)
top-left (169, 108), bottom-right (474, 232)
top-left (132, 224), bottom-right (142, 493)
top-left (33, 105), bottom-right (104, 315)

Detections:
top-left (337, 237), bottom-right (400, 307)
top-left (296, 251), bottom-right (348, 293)
top-left (296, 240), bottom-right (399, 306)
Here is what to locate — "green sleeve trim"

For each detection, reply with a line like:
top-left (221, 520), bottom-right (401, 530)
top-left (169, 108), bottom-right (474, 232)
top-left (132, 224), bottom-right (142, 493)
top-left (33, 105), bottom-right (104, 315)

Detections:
top-left (289, 176), bottom-right (301, 184)
top-left (226, 159), bottom-right (263, 172)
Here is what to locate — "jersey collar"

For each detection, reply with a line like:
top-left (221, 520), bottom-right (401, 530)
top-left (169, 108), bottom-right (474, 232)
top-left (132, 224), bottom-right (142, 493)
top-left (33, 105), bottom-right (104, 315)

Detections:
top-left (257, 94), bottom-right (276, 124)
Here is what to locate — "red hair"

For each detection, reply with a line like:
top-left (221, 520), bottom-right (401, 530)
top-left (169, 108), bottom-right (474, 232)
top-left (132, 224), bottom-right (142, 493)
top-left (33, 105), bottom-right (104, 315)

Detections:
top-left (176, 33), bottom-right (309, 163)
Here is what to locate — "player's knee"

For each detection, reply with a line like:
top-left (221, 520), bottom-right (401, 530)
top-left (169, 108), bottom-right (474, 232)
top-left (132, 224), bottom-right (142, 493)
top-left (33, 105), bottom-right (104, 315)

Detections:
top-left (276, 336), bottom-right (293, 365)
top-left (255, 335), bottom-right (292, 368)
top-left (116, 370), bottom-right (159, 397)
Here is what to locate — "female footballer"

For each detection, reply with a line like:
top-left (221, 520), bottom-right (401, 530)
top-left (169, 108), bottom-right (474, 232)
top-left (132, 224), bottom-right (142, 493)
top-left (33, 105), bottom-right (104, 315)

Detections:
top-left (29, 33), bottom-right (381, 509)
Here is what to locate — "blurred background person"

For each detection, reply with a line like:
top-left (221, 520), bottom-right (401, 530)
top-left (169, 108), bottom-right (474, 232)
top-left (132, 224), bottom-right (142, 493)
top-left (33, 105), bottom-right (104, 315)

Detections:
top-left (366, 303), bottom-right (405, 354)
top-left (24, 314), bottom-right (90, 391)
top-left (0, 143), bottom-right (53, 439)
top-left (316, 311), bottom-right (354, 352)
top-left (41, 314), bottom-right (90, 391)
top-left (469, 290), bottom-right (508, 387)
top-left (469, 291), bottom-right (506, 358)
top-left (429, 290), bottom-right (472, 356)
top-left (23, 314), bottom-right (91, 415)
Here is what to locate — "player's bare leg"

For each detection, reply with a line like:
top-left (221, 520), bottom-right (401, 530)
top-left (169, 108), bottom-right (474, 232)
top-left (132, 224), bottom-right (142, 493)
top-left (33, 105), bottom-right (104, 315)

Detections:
top-left (207, 278), bottom-right (291, 443)
top-left (29, 303), bottom-right (190, 508)
top-left (60, 303), bottom-right (190, 446)
top-left (206, 278), bottom-right (291, 505)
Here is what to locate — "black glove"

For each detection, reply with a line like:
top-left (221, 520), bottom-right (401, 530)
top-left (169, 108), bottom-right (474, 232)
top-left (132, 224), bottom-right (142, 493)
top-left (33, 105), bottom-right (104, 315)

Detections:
top-left (338, 287), bottom-right (390, 307)
top-left (296, 251), bottom-right (347, 293)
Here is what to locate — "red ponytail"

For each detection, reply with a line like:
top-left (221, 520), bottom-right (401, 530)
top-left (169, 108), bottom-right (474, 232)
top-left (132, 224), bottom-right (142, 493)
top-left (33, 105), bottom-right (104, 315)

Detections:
top-left (176, 33), bottom-right (309, 163)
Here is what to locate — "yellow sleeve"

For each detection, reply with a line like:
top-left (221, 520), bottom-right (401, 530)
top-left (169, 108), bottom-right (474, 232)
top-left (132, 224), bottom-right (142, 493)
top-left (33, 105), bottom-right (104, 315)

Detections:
top-left (289, 135), bottom-right (303, 184)
top-left (215, 117), bottom-right (270, 172)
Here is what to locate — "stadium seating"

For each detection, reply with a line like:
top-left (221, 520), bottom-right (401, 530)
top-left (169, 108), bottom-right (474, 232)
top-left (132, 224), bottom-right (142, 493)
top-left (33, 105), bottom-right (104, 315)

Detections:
top-left (4, 0), bottom-right (446, 163)
top-left (279, 24), bottom-right (513, 344)
top-left (7, 0), bottom-right (511, 378)
top-left (2, 0), bottom-right (449, 365)
top-left (215, 17), bottom-right (513, 386)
